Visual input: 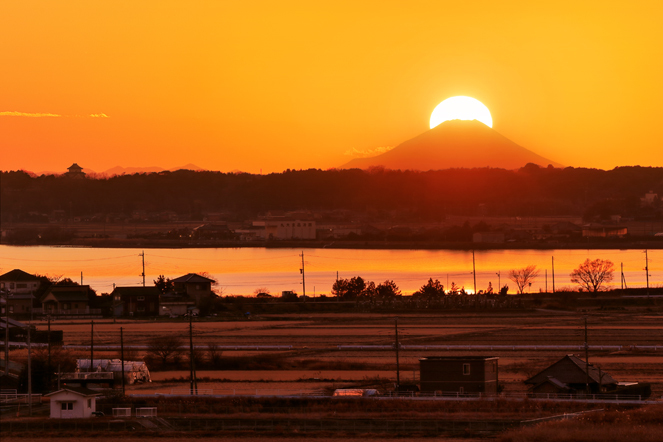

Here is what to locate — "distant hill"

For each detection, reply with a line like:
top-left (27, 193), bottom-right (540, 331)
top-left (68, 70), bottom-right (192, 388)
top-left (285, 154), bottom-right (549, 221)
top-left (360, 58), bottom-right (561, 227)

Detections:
top-left (32, 164), bottom-right (204, 177)
top-left (99, 164), bottom-right (204, 176)
top-left (342, 120), bottom-right (562, 170)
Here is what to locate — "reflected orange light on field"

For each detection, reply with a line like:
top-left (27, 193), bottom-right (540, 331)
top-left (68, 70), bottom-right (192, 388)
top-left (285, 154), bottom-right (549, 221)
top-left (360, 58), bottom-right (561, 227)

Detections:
top-left (0, 1), bottom-right (662, 173)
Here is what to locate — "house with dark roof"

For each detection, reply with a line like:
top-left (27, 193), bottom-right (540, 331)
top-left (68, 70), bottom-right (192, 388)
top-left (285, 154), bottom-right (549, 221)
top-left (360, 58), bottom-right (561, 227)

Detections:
top-left (110, 286), bottom-right (160, 317)
top-left (0, 269), bottom-right (42, 294)
top-left (525, 354), bottom-right (618, 395)
top-left (41, 285), bottom-right (91, 315)
top-left (172, 273), bottom-right (216, 309)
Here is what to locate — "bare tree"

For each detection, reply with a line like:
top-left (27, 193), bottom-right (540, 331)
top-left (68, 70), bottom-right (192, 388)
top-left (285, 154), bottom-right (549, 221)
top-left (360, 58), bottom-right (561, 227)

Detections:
top-left (207, 343), bottom-right (223, 368)
top-left (146, 336), bottom-right (182, 366)
top-left (570, 259), bottom-right (614, 292)
top-left (509, 265), bottom-right (540, 294)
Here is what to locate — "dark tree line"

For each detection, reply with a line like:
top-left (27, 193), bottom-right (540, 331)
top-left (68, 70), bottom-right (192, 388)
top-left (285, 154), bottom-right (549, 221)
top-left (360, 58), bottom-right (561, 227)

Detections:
top-left (2, 165), bottom-right (662, 222)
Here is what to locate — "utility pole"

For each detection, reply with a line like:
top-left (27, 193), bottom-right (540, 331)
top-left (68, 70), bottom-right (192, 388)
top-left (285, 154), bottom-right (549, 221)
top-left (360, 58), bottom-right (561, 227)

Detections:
top-left (4, 293), bottom-right (8, 376)
top-left (120, 327), bottom-right (125, 396)
top-left (472, 250), bottom-right (477, 295)
top-left (496, 271), bottom-right (500, 292)
top-left (584, 316), bottom-right (590, 394)
top-left (551, 256), bottom-right (556, 293)
top-left (27, 324), bottom-right (32, 416)
top-left (545, 269), bottom-right (548, 293)
top-left (81, 271), bottom-right (83, 285)
top-left (139, 251), bottom-right (146, 287)
top-left (300, 251), bottom-right (306, 298)
top-left (47, 316), bottom-right (51, 390)
top-left (394, 318), bottom-right (400, 393)
top-left (189, 313), bottom-right (197, 395)
top-left (645, 249), bottom-right (650, 294)
top-left (90, 320), bottom-right (94, 373)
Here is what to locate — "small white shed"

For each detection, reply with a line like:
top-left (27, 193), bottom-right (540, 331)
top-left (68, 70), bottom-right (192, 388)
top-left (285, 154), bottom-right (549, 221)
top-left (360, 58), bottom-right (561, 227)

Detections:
top-left (45, 386), bottom-right (101, 419)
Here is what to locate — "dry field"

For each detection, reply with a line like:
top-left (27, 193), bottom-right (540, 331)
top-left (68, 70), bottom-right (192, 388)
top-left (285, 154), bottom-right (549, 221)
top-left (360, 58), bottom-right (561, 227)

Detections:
top-left (17, 309), bottom-right (663, 396)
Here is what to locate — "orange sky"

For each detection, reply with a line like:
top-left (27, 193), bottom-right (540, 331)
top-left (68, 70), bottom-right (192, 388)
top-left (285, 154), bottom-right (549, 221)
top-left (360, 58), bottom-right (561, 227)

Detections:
top-left (1, 1), bottom-right (662, 174)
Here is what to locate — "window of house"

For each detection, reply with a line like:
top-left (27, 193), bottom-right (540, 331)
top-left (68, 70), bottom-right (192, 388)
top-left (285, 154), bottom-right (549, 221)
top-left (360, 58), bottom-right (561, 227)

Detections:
top-left (0, 282), bottom-right (4, 289)
top-left (137, 306), bottom-right (145, 312)
top-left (17, 283), bottom-right (27, 289)
top-left (9, 306), bottom-right (13, 314)
top-left (463, 363), bottom-right (471, 375)
top-left (137, 296), bottom-right (145, 301)
top-left (9, 283), bottom-right (14, 289)
top-left (61, 402), bottom-right (74, 410)
top-left (196, 284), bottom-right (201, 290)
top-left (114, 296), bottom-right (120, 301)
top-left (87, 399), bottom-right (92, 408)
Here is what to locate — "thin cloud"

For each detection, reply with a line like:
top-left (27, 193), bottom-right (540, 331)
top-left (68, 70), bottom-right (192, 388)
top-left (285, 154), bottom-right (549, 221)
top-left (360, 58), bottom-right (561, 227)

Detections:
top-left (0, 111), bottom-right (110, 118)
top-left (0, 111), bottom-right (61, 117)
top-left (344, 146), bottom-right (395, 158)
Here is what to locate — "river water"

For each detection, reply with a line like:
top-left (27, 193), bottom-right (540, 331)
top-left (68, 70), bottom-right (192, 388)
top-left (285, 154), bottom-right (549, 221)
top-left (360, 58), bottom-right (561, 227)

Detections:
top-left (0, 245), bottom-right (660, 296)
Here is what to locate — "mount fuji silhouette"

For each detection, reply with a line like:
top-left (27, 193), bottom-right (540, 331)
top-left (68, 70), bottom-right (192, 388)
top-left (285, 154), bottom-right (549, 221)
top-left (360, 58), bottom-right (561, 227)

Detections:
top-left (342, 120), bottom-right (562, 170)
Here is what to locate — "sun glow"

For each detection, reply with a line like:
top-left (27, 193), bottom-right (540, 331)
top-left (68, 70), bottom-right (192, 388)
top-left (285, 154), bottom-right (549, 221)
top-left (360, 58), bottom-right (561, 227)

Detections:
top-left (430, 96), bottom-right (493, 129)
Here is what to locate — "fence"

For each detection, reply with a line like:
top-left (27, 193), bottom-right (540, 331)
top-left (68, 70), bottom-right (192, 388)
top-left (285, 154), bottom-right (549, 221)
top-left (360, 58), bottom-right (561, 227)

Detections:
top-left (0, 393), bottom-right (42, 405)
top-left (162, 388), bottom-right (647, 402)
top-left (112, 408), bottom-right (131, 417)
top-left (384, 391), bottom-right (646, 402)
top-left (136, 407), bottom-right (158, 417)
top-left (169, 388), bottom-right (323, 397)
top-left (0, 417), bottom-right (519, 435)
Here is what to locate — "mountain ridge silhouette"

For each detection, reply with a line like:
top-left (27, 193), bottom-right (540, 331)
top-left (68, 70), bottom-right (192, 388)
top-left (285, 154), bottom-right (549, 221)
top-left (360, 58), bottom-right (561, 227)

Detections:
top-left (342, 119), bottom-right (562, 170)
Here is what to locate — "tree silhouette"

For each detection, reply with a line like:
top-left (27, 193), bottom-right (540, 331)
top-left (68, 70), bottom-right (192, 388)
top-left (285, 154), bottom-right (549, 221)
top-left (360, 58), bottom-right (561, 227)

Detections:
top-left (146, 336), bottom-right (182, 367)
top-left (414, 278), bottom-right (445, 300)
top-left (570, 259), bottom-right (615, 292)
top-left (509, 265), bottom-right (539, 294)
top-left (154, 275), bottom-right (174, 293)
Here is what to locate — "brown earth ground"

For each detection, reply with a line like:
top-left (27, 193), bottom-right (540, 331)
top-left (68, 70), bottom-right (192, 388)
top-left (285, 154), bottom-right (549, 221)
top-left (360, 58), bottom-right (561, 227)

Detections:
top-left (13, 309), bottom-right (663, 397)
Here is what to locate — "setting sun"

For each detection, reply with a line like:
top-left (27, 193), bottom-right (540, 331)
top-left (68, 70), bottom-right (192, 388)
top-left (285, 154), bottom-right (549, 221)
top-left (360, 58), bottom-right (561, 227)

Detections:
top-left (430, 96), bottom-right (493, 129)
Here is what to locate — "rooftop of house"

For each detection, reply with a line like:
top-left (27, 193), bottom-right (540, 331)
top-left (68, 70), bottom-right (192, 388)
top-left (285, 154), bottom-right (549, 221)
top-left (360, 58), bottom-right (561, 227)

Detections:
top-left (111, 286), bottom-right (161, 297)
top-left (525, 354), bottom-right (617, 386)
top-left (0, 269), bottom-right (41, 282)
top-left (172, 273), bottom-right (215, 283)
top-left (45, 386), bottom-right (101, 397)
top-left (42, 285), bottom-right (90, 302)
